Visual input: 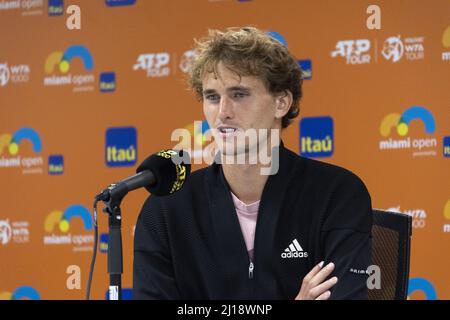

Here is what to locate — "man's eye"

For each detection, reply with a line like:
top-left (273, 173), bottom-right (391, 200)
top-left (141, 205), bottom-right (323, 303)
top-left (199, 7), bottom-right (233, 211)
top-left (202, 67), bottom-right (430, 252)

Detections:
top-left (205, 94), bottom-right (220, 102)
top-left (233, 92), bottom-right (248, 99)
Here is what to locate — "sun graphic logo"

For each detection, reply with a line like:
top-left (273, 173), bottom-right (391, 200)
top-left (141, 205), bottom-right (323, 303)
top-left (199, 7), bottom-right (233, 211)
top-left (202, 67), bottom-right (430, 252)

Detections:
top-left (0, 286), bottom-right (41, 300)
top-left (0, 128), bottom-right (42, 156)
top-left (44, 205), bottom-right (93, 233)
top-left (407, 278), bottom-right (437, 300)
top-left (45, 45), bottom-right (93, 75)
top-left (43, 205), bottom-right (94, 250)
top-left (378, 106), bottom-right (437, 156)
top-left (43, 45), bottom-right (95, 90)
top-left (172, 120), bottom-right (215, 163)
top-left (441, 26), bottom-right (450, 61)
top-left (0, 128), bottom-right (45, 173)
top-left (443, 200), bottom-right (450, 233)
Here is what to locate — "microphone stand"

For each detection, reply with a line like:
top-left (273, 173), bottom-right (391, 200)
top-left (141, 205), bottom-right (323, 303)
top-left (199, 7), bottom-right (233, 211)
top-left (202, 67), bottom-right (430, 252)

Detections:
top-left (99, 183), bottom-right (129, 300)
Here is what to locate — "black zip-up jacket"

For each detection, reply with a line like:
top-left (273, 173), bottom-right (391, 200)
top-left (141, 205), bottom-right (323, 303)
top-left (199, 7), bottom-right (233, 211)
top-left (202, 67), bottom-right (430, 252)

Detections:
top-left (133, 144), bottom-right (373, 299)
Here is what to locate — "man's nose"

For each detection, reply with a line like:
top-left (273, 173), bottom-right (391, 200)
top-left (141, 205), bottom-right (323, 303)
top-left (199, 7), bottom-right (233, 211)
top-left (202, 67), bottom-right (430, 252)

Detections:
top-left (218, 96), bottom-right (234, 120)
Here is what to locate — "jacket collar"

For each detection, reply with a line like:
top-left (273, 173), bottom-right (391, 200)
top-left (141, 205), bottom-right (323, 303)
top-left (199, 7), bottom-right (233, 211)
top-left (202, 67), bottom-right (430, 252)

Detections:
top-left (205, 142), bottom-right (300, 293)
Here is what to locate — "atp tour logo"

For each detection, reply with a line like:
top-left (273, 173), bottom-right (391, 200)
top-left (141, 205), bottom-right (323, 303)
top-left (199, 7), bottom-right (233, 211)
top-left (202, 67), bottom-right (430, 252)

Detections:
top-left (0, 62), bottom-right (30, 87)
top-left (0, 286), bottom-right (41, 300)
top-left (381, 35), bottom-right (424, 63)
top-left (48, 0), bottom-right (64, 16)
top-left (0, 127), bottom-right (45, 174)
top-left (331, 39), bottom-right (371, 64)
top-left (105, 127), bottom-right (137, 167)
top-left (44, 45), bottom-right (96, 91)
top-left (43, 204), bottom-right (94, 251)
top-left (133, 53), bottom-right (170, 78)
top-left (299, 116), bottom-right (334, 158)
top-left (408, 278), bottom-right (437, 300)
top-left (379, 106), bottom-right (437, 157)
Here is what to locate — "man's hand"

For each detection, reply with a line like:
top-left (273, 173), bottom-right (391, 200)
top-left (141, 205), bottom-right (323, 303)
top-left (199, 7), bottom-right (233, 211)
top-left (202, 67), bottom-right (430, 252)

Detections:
top-left (295, 261), bottom-right (338, 300)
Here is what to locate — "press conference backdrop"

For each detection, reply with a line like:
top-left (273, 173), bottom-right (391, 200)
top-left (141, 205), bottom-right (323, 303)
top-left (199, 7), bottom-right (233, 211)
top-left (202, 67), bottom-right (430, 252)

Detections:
top-left (0, 0), bottom-right (449, 300)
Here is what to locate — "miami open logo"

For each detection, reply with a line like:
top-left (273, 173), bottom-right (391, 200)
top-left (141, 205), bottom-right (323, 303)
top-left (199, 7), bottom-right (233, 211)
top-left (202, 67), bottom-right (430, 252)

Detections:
top-left (43, 45), bottom-right (95, 92)
top-left (0, 127), bottom-right (44, 174)
top-left (43, 204), bottom-right (94, 252)
top-left (0, 286), bottom-right (41, 300)
top-left (379, 106), bottom-right (437, 157)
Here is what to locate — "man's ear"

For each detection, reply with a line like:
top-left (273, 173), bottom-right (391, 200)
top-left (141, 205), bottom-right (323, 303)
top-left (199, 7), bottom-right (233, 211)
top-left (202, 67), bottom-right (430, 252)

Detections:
top-left (274, 90), bottom-right (293, 119)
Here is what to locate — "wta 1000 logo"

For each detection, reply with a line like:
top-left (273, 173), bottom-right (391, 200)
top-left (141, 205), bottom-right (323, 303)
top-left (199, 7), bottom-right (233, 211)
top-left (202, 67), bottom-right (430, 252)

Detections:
top-left (379, 106), bottom-right (437, 157)
top-left (43, 204), bottom-right (94, 252)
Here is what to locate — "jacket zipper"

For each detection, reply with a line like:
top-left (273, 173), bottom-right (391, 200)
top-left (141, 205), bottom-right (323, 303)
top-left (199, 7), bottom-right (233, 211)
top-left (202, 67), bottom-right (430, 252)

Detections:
top-left (248, 261), bottom-right (254, 279)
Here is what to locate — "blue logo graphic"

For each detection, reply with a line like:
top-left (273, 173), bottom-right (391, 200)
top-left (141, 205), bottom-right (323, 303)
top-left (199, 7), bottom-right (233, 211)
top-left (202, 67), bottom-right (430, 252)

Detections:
top-left (299, 116), bottom-right (334, 158)
top-left (105, 288), bottom-right (133, 300)
top-left (105, 0), bottom-right (136, 6)
top-left (298, 60), bottom-right (312, 80)
top-left (100, 72), bottom-right (116, 93)
top-left (48, 155), bottom-right (64, 175)
top-left (100, 233), bottom-right (108, 253)
top-left (0, 286), bottom-right (41, 300)
top-left (48, 0), bottom-right (64, 16)
top-left (408, 278), bottom-right (437, 300)
top-left (444, 136), bottom-right (450, 157)
top-left (266, 31), bottom-right (287, 47)
top-left (105, 127), bottom-right (137, 167)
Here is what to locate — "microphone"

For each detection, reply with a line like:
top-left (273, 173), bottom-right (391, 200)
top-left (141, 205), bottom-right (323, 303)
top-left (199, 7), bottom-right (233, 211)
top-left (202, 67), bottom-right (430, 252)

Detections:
top-left (95, 149), bottom-right (191, 202)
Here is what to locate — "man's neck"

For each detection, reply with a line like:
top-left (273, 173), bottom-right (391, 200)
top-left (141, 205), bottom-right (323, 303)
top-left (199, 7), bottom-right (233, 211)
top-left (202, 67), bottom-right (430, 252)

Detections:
top-left (220, 138), bottom-right (281, 205)
top-left (222, 162), bottom-right (268, 205)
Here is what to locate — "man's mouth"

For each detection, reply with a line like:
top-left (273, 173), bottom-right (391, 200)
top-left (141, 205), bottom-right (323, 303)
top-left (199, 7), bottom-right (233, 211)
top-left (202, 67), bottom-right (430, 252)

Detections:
top-left (217, 126), bottom-right (239, 137)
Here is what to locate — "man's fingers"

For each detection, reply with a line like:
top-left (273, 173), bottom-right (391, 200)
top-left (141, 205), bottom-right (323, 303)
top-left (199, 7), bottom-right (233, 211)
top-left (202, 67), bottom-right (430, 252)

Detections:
top-left (302, 261), bottom-right (324, 284)
top-left (310, 276), bottom-right (338, 298)
top-left (315, 290), bottom-right (331, 300)
top-left (309, 262), bottom-right (335, 287)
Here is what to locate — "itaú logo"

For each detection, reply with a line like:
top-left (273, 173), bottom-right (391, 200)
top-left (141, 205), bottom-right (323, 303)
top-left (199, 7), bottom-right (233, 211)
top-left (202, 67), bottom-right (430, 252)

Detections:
top-left (105, 127), bottom-right (137, 167)
top-left (299, 116), bottom-right (334, 158)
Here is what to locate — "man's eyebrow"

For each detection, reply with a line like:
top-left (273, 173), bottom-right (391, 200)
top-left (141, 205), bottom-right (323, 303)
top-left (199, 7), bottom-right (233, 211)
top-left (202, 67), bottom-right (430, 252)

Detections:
top-left (227, 86), bottom-right (251, 92)
top-left (202, 89), bottom-right (217, 95)
top-left (202, 86), bottom-right (251, 96)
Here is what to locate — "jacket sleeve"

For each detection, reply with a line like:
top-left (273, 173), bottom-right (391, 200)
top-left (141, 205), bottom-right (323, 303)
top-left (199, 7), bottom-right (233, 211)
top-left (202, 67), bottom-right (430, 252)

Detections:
top-left (321, 173), bottom-right (373, 300)
top-left (133, 195), bottom-right (181, 299)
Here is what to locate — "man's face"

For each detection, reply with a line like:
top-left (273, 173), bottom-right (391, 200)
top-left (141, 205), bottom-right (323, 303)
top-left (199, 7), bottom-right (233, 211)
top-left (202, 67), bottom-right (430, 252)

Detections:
top-left (202, 62), bottom-right (281, 156)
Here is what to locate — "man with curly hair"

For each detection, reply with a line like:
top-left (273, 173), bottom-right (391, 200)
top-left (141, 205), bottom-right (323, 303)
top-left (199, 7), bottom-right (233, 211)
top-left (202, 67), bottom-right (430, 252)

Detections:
top-left (133, 27), bottom-right (373, 300)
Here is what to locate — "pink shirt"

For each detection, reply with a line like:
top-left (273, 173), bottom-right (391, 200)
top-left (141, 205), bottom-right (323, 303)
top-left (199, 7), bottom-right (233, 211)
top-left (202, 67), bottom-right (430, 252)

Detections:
top-left (230, 192), bottom-right (260, 261)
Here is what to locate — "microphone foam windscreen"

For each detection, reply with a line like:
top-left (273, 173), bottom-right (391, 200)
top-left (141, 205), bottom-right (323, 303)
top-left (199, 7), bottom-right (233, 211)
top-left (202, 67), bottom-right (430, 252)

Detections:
top-left (136, 149), bottom-right (191, 196)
